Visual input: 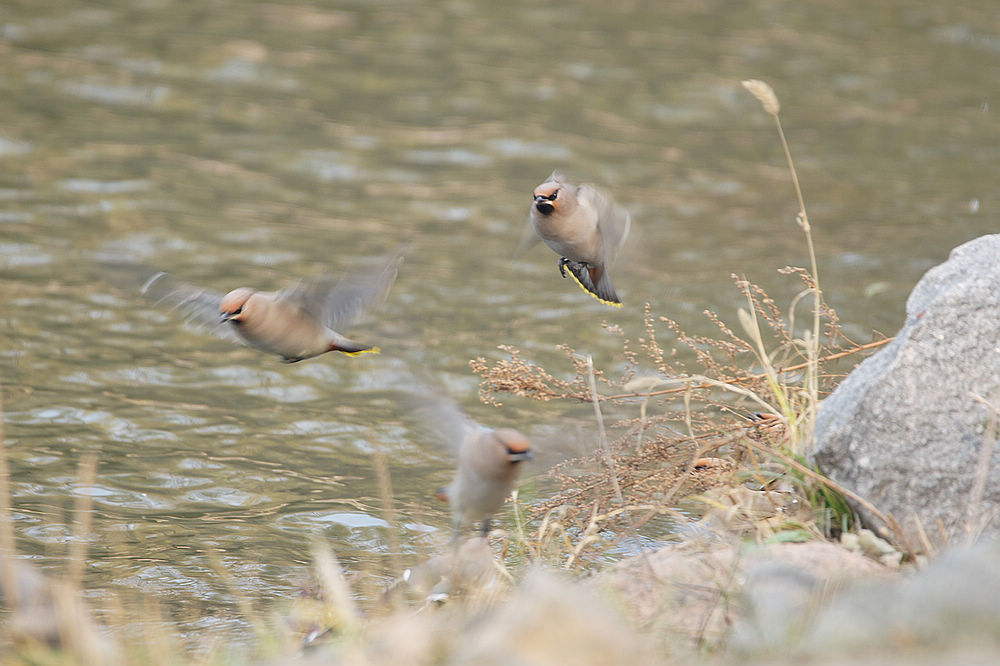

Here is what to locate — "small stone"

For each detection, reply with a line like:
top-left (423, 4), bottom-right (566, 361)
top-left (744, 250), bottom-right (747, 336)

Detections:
top-left (879, 551), bottom-right (903, 569)
top-left (857, 528), bottom-right (897, 558)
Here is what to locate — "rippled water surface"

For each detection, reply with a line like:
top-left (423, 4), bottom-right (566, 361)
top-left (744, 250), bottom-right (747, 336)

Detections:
top-left (2, 0), bottom-right (998, 638)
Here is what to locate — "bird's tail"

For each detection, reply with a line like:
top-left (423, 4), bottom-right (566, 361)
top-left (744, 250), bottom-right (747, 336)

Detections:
top-left (563, 261), bottom-right (622, 307)
top-left (327, 334), bottom-right (380, 356)
top-left (338, 346), bottom-right (380, 357)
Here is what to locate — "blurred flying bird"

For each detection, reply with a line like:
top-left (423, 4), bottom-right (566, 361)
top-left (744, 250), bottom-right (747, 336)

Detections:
top-left (520, 172), bottom-right (631, 306)
top-left (407, 389), bottom-right (533, 538)
top-left (131, 252), bottom-right (402, 362)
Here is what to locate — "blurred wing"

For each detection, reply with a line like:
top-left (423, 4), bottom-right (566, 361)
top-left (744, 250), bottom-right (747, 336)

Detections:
top-left (580, 184), bottom-right (631, 264)
top-left (403, 388), bottom-right (482, 456)
top-left (528, 423), bottom-right (597, 475)
top-left (513, 214), bottom-right (541, 258)
top-left (138, 270), bottom-right (240, 343)
top-left (283, 252), bottom-right (403, 332)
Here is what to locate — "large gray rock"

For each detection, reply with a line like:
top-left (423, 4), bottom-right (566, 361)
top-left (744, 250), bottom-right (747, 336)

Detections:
top-left (815, 234), bottom-right (1000, 548)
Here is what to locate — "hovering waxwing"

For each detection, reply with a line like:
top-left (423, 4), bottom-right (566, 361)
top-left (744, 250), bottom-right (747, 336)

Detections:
top-left (439, 426), bottom-right (533, 537)
top-left (133, 252), bottom-right (402, 362)
top-left (521, 172), bottom-right (631, 306)
top-left (407, 390), bottom-right (533, 538)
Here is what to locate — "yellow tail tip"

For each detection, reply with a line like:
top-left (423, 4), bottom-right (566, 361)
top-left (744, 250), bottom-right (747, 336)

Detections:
top-left (567, 270), bottom-right (622, 307)
top-left (342, 346), bottom-right (380, 357)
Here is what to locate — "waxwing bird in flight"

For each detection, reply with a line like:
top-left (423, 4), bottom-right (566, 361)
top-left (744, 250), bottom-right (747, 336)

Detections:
top-left (133, 252), bottom-right (402, 363)
top-left (521, 172), bottom-right (631, 307)
top-left (407, 390), bottom-right (533, 538)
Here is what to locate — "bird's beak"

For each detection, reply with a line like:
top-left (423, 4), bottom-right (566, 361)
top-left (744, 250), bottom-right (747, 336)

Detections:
top-left (220, 312), bottom-right (236, 323)
top-left (534, 198), bottom-right (555, 215)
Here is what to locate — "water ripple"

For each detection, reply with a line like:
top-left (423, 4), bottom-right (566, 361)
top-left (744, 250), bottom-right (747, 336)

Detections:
top-left (61, 79), bottom-right (170, 106)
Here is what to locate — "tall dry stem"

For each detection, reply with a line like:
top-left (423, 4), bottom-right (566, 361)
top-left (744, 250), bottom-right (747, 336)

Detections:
top-left (0, 384), bottom-right (17, 607)
top-left (371, 443), bottom-right (402, 578)
top-left (743, 78), bottom-right (821, 455)
top-left (67, 453), bottom-right (99, 590)
top-left (585, 356), bottom-right (659, 579)
top-left (312, 542), bottom-right (363, 634)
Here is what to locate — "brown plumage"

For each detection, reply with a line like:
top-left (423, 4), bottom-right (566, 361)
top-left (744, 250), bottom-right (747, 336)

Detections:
top-left (524, 172), bottom-right (631, 306)
top-left (408, 390), bottom-right (533, 537)
top-left (137, 253), bottom-right (402, 362)
top-left (439, 426), bottom-right (533, 537)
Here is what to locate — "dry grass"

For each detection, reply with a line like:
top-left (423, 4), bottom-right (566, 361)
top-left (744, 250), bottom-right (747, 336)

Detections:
top-left (470, 277), bottom-right (885, 560)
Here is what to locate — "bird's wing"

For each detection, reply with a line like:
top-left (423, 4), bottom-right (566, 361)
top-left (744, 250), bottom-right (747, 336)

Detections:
top-left (513, 214), bottom-right (542, 258)
top-left (136, 270), bottom-right (242, 343)
top-left (281, 252), bottom-right (403, 332)
top-left (580, 183), bottom-right (631, 264)
top-left (403, 388), bottom-right (483, 456)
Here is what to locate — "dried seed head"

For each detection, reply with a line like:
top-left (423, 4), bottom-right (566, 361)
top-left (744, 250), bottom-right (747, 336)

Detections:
top-left (742, 79), bottom-right (781, 116)
top-left (737, 307), bottom-right (759, 341)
